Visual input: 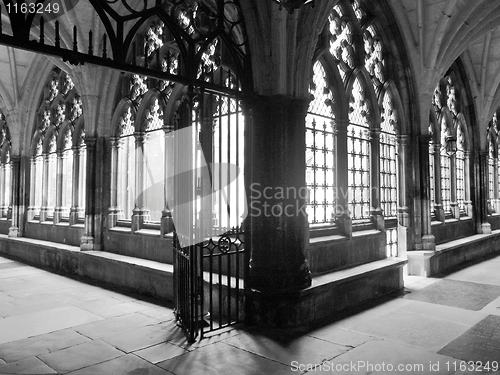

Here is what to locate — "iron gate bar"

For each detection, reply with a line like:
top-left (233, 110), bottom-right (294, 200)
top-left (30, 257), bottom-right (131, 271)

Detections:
top-left (199, 228), bottom-right (245, 339)
top-left (0, 33), bottom-right (245, 99)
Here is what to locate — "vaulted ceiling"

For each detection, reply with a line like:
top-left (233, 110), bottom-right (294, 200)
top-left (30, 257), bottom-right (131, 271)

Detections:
top-left (1, 0), bottom-right (500, 144)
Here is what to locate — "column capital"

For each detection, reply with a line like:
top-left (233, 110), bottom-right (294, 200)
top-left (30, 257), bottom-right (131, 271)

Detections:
top-left (247, 94), bottom-right (310, 115)
top-left (418, 134), bottom-right (433, 143)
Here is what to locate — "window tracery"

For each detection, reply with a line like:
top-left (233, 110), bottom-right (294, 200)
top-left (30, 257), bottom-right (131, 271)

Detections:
top-left (28, 70), bottom-right (86, 224)
top-left (306, 61), bottom-right (337, 224)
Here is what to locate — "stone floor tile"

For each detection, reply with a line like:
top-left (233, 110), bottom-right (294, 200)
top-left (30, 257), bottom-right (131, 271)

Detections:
top-left (480, 295), bottom-right (500, 316)
top-left (223, 330), bottom-right (349, 367)
top-left (133, 342), bottom-right (189, 364)
top-left (348, 309), bottom-right (470, 352)
top-left (0, 306), bottom-right (103, 345)
top-left (0, 357), bottom-right (57, 374)
top-left (0, 329), bottom-right (90, 363)
top-left (398, 299), bottom-right (488, 327)
top-left (157, 342), bottom-right (296, 375)
top-left (166, 324), bottom-right (242, 350)
top-left (101, 324), bottom-right (172, 353)
top-left (138, 307), bottom-right (175, 321)
top-left (76, 299), bottom-right (151, 318)
top-left (37, 339), bottom-right (123, 373)
top-left (310, 340), bottom-right (457, 375)
top-left (308, 326), bottom-right (376, 348)
top-left (66, 354), bottom-right (172, 375)
top-left (74, 312), bottom-right (159, 339)
top-left (0, 267), bottom-right (45, 279)
top-left (333, 297), bottom-right (410, 330)
top-left (404, 275), bottom-right (441, 291)
top-left (0, 256), bottom-right (13, 264)
top-left (1, 295), bottom-right (83, 318)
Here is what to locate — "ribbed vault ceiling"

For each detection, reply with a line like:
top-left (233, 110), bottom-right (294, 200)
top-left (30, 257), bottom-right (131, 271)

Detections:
top-left (1, 0), bottom-right (500, 138)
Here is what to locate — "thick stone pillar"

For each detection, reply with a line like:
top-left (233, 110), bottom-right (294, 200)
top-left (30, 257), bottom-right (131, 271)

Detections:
top-left (418, 135), bottom-right (435, 250)
top-left (478, 150), bottom-right (492, 234)
top-left (8, 156), bottom-right (21, 237)
top-left (246, 95), bottom-right (312, 295)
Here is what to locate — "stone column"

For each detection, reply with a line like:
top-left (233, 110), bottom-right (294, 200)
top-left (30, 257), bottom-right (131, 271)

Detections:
top-left (80, 137), bottom-right (101, 250)
top-left (397, 135), bottom-right (410, 227)
top-left (40, 154), bottom-right (50, 222)
top-left (107, 137), bottom-right (121, 228)
top-left (493, 156), bottom-right (499, 214)
top-left (69, 146), bottom-right (81, 225)
top-left (370, 128), bottom-right (384, 230)
top-left (432, 143), bottom-right (445, 222)
top-left (27, 157), bottom-right (37, 221)
top-left (418, 135), bottom-right (435, 250)
top-left (161, 126), bottom-right (174, 236)
top-left (8, 156), bottom-right (21, 237)
top-left (53, 151), bottom-right (64, 224)
top-left (132, 132), bottom-right (149, 232)
top-left (0, 164), bottom-right (5, 218)
top-left (478, 150), bottom-right (492, 234)
top-left (450, 153), bottom-right (460, 218)
top-left (245, 95), bottom-right (312, 294)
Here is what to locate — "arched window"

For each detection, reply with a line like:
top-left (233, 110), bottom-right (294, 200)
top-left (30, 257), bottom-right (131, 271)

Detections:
top-left (306, 61), bottom-right (337, 224)
top-left (380, 91), bottom-right (398, 255)
top-left (430, 68), bottom-right (473, 221)
top-left (308, 0), bottom-right (408, 258)
top-left (380, 91), bottom-right (398, 218)
top-left (28, 70), bottom-right (85, 225)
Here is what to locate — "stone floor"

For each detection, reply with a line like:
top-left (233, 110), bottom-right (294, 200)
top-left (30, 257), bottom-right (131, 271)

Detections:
top-left (0, 254), bottom-right (500, 375)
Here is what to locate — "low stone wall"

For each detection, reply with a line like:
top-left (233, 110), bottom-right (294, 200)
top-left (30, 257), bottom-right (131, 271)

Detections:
top-left (0, 235), bottom-right (174, 301)
top-left (407, 230), bottom-right (500, 276)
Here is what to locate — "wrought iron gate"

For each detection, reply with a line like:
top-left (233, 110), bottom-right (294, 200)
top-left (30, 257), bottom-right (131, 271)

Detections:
top-left (172, 84), bottom-right (247, 342)
top-left (174, 228), bottom-right (245, 342)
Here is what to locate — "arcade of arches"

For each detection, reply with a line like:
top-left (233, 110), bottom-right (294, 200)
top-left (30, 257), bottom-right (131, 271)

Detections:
top-left (1, 0), bottom-right (500, 327)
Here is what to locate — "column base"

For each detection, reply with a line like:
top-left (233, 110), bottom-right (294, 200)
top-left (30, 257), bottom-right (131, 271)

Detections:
top-left (80, 235), bottom-right (101, 251)
top-left (8, 226), bottom-right (19, 237)
top-left (370, 211), bottom-right (385, 231)
top-left (480, 222), bottom-right (492, 234)
top-left (248, 261), bottom-right (312, 294)
top-left (421, 234), bottom-right (436, 250)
